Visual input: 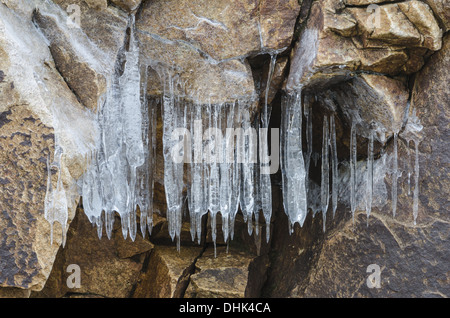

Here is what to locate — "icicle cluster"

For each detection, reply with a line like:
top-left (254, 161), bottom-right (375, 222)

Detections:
top-left (79, 16), bottom-right (154, 241)
top-left (40, 5), bottom-right (425, 248)
top-left (158, 78), bottom-right (277, 250)
top-left (280, 94), bottom-right (423, 232)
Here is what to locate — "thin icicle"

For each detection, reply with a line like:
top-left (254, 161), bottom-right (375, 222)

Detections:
top-left (330, 114), bottom-right (338, 218)
top-left (392, 132), bottom-right (398, 218)
top-left (350, 122), bottom-right (357, 222)
top-left (304, 101), bottom-right (313, 193)
top-left (321, 115), bottom-right (329, 232)
top-left (240, 104), bottom-right (256, 236)
top-left (366, 129), bottom-right (374, 222)
top-left (259, 54), bottom-right (276, 242)
top-left (413, 141), bottom-right (420, 224)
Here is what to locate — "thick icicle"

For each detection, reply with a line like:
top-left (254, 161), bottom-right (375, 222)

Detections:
top-left (280, 91), bottom-right (308, 229)
top-left (321, 115), bottom-right (329, 232)
top-left (330, 114), bottom-right (338, 218)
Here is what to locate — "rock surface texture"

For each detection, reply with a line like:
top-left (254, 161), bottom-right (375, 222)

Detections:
top-left (0, 0), bottom-right (448, 298)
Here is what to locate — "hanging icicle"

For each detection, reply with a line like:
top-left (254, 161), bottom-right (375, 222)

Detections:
top-left (330, 114), bottom-right (338, 218)
top-left (350, 122), bottom-right (357, 222)
top-left (321, 115), bottom-right (329, 232)
top-left (392, 132), bottom-right (399, 218)
top-left (366, 129), bottom-right (374, 222)
top-left (280, 91), bottom-right (308, 232)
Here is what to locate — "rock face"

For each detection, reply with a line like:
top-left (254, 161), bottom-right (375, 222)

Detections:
top-left (137, 0), bottom-right (300, 104)
top-left (0, 0), bottom-right (449, 298)
top-left (286, 0), bottom-right (442, 90)
top-left (0, 2), bottom-right (95, 292)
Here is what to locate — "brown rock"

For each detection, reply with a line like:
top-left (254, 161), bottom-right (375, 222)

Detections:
top-left (259, 0), bottom-right (301, 50)
top-left (132, 245), bottom-right (203, 298)
top-left (424, 0), bottom-right (450, 32)
top-left (110, 0), bottom-right (142, 12)
top-left (185, 246), bottom-right (266, 298)
top-left (0, 287), bottom-right (31, 298)
top-left (138, 28), bottom-right (256, 105)
top-left (33, 209), bottom-right (152, 298)
top-left (137, 0), bottom-right (300, 104)
top-left (349, 4), bottom-right (422, 47)
top-left (398, 0), bottom-right (442, 51)
top-left (83, 0), bottom-right (108, 10)
top-left (286, 0), bottom-right (443, 91)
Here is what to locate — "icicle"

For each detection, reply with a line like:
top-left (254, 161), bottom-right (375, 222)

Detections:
top-left (304, 101), bottom-right (313, 192)
top-left (407, 142), bottom-right (411, 196)
top-left (321, 115), bottom-right (329, 232)
top-left (259, 54), bottom-right (276, 242)
top-left (330, 114), bottom-right (338, 218)
top-left (413, 141), bottom-right (420, 225)
top-left (350, 122), bottom-right (357, 222)
top-left (366, 129), bottom-right (374, 222)
top-left (162, 74), bottom-right (184, 244)
top-left (399, 108), bottom-right (423, 224)
top-left (392, 132), bottom-right (398, 218)
top-left (280, 91), bottom-right (308, 228)
top-left (240, 103), bottom-right (256, 235)
top-left (229, 101), bottom-right (241, 240)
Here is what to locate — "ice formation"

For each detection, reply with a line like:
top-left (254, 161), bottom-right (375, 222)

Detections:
top-left (280, 91), bottom-right (308, 231)
top-left (321, 115), bottom-right (329, 232)
top-left (350, 122), bottom-right (357, 222)
top-left (38, 3), bottom-right (425, 250)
